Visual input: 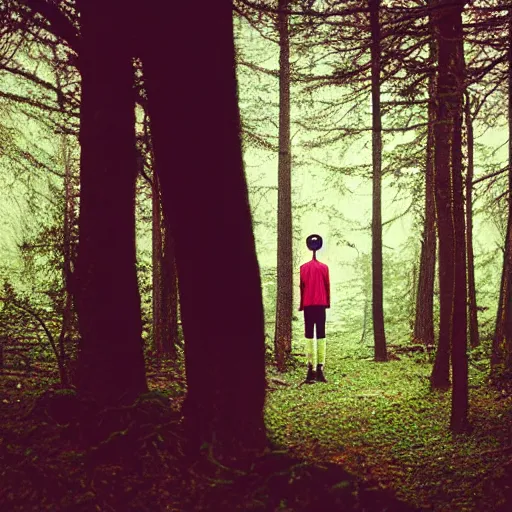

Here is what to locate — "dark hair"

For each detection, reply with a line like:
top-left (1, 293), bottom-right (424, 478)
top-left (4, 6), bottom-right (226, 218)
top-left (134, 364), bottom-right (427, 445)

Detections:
top-left (306, 234), bottom-right (323, 251)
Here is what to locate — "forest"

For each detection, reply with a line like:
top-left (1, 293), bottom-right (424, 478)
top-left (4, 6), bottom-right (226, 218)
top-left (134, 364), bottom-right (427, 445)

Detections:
top-left (0, 0), bottom-right (511, 510)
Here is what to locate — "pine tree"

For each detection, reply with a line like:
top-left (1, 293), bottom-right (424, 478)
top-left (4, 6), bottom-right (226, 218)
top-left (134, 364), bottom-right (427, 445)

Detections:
top-left (430, 0), bottom-right (469, 432)
top-left (370, 0), bottom-right (387, 361)
top-left (274, 0), bottom-right (293, 371)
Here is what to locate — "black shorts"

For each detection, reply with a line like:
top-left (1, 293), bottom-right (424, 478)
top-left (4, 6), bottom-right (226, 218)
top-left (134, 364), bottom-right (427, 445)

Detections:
top-left (303, 306), bottom-right (326, 339)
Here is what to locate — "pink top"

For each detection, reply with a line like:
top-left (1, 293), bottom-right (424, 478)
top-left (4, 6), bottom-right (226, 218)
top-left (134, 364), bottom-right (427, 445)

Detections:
top-left (299, 259), bottom-right (330, 311)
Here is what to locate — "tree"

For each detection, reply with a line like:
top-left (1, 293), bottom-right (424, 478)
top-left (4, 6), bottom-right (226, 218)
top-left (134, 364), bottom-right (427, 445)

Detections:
top-left (0, 12), bottom-right (81, 386)
top-left (73, 0), bottom-right (147, 405)
top-left (150, 165), bottom-right (179, 359)
top-left (136, 114), bottom-right (180, 359)
top-left (274, 0), bottom-right (293, 371)
top-left (429, 1), bottom-right (450, 391)
top-left (369, 0), bottom-right (387, 361)
top-left (57, 133), bottom-right (78, 384)
top-left (414, 2), bottom-right (437, 349)
top-left (492, 7), bottom-right (512, 376)
top-left (151, 167), bottom-right (164, 355)
top-left (430, 0), bottom-right (469, 433)
top-left (160, 205), bottom-right (179, 357)
top-left (141, 0), bottom-right (266, 456)
top-left (465, 92), bottom-right (480, 349)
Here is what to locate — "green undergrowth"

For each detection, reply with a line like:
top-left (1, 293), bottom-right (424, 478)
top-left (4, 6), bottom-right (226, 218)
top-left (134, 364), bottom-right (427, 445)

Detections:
top-left (265, 334), bottom-right (512, 511)
top-left (0, 361), bottom-right (415, 511)
top-left (1, 339), bottom-right (510, 511)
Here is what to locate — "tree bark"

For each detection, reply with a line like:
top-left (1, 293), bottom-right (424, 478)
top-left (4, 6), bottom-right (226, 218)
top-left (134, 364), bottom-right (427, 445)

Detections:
top-left (414, 15), bottom-right (437, 348)
top-left (160, 220), bottom-right (179, 357)
top-left (492, 9), bottom-right (512, 374)
top-left (74, 0), bottom-right (147, 406)
top-left (429, 0), bottom-right (450, 390)
top-left (369, 0), bottom-right (387, 362)
top-left (431, 0), bottom-right (469, 432)
top-left (152, 169), bottom-right (164, 355)
top-left (465, 94), bottom-right (480, 349)
top-left (151, 144), bottom-right (178, 359)
top-left (274, 0), bottom-right (293, 371)
top-left (141, 1), bottom-right (266, 456)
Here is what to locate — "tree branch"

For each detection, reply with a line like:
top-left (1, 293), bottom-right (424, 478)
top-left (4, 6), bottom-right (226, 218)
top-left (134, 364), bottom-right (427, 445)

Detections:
top-left (472, 166), bottom-right (508, 186)
top-left (21, 0), bottom-right (79, 53)
top-left (236, 0), bottom-right (368, 18)
top-left (0, 297), bottom-right (58, 363)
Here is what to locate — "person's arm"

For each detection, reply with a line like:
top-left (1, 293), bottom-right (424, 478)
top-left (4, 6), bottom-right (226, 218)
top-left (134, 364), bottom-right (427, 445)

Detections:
top-left (325, 266), bottom-right (330, 308)
top-left (299, 269), bottom-right (305, 311)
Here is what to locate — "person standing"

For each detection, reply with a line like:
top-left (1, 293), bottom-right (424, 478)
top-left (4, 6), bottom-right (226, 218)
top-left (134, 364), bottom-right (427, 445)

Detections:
top-left (299, 234), bottom-right (330, 383)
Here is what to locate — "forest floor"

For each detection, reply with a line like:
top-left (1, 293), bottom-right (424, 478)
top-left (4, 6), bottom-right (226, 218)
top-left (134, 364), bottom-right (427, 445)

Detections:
top-left (266, 332), bottom-right (512, 512)
top-left (0, 334), bottom-right (510, 511)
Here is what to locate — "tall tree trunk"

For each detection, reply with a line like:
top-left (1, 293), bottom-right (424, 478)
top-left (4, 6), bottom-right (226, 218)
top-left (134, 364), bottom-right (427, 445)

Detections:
top-left (431, 0), bottom-right (469, 432)
top-left (493, 242), bottom-right (509, 369)
top-left (152, 169), bottom-right (164, 355)
top-left (369, 0), bottom-right (387, 362)
top-left (414, 18), bottom-right (437, 348)
top-left (274, 0), bottom-right (293, 371)
top-left (465, 94), bottom-right (480, 349)
top-left (492, 9), bottom-right (512, 374)
top-left (429, 0), bottom-right (450, 389)
top-left (141, 1), bottom-right (266, 456)
top-left (150, 143), bottom-right (178, 359)
top-left (74, 0), bottom-right (147, 405)
top-left (161, 221), bottom-right (179, 357)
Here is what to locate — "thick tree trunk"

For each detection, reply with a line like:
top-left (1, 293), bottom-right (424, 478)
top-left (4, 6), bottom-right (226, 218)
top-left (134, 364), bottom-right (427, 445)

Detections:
top-left (465, 95), bottom-right (480, 349)
top-left (141, 1), bottom-right (266, 456)
top-left (429, 0), bottom-right (449, 389)
top-left (274, 0), bottom-right (293, 371)
top-left (431, 0), bottom-right (469, 432)
top-left (74, 0), bottom-right (147, 405)
top-left (160, 221), bottom-right (179, 357)
top-left (152, 170), bottom-right (164, 355)
top-left (369, 0), bottom-right (387, 362)
top-left (151, 149), bottom-right (178, 358)
top-left (447, 8), bottom-right (469, 434)
top-left (414, 23), bottom-right (437, 348)
top-left (492, 9), bottom-right (512, 374)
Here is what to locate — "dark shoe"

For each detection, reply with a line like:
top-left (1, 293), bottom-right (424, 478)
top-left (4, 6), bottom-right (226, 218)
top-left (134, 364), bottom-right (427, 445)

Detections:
top-left (316, 364), bottom-right (327, 383)
top-left (305, 364), bottom-right (316, 384)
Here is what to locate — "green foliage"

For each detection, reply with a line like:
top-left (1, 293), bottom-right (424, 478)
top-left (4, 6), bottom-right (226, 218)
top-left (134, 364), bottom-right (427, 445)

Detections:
top-left (382, 247), bottom-right (417, 342)
top-left (0, 281), bottom-right (52, 360)
top-left (473, 245), bottom-right (501, 340)
top-left (135, 254), bottom-right (153, 344)
top-left (266, 331), bottom-right (512, 511)
top-left (261, 266), bottom-right (277, 330)
top-left (0, 132), bottom-right (80, 374)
